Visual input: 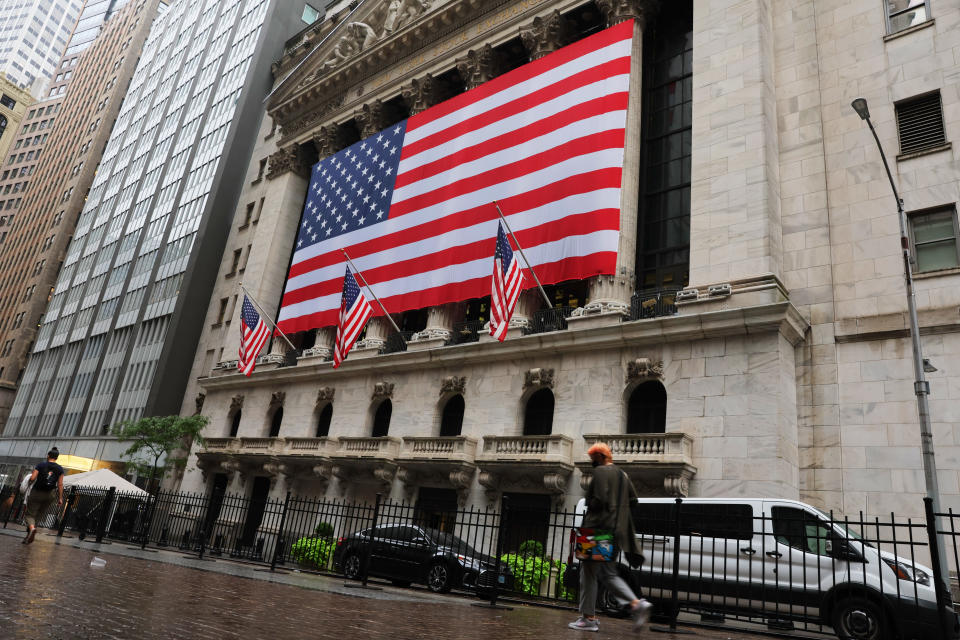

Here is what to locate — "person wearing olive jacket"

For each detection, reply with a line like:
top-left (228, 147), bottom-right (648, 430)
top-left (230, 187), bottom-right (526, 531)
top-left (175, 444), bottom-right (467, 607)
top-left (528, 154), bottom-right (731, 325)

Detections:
top-left (569, 442), bottom-right (652, 633)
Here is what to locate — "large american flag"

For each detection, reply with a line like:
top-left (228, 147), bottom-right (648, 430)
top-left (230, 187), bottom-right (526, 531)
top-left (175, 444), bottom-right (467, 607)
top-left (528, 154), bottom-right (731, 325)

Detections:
top-left (489, 222), bottom-right (524, 342)
top-left (276, 20), bottom-right (633, 335)
top-left (332, 266), bottom-right (374, 368)
top-left (238, 296), bottom-right (270, 376)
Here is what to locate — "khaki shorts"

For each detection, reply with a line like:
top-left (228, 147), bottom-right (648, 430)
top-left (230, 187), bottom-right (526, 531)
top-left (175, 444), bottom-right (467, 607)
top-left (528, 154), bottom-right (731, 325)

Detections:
top-left (24, 489), bottom-right (57, 528)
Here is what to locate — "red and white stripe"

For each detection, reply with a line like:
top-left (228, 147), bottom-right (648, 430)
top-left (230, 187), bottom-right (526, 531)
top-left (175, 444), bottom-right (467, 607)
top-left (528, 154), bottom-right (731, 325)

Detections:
top-left (333, 293), bottom-right (374, 369)
top-left (277, 20), bottom-right (633, 334)
top-left (238, 321), bottom-right (270, 376)
top-left (490, 251), bottom-right (524, 342)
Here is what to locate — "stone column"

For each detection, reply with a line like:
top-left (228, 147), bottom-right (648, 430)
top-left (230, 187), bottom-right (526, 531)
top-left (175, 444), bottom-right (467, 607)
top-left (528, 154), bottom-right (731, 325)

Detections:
top-left (519, 10), bottom-right (570, 61)
top-left (577, 1), bottom-right (659, 323)
top-left (260, 143), bottom-right (311, 358)
top-left (303, 327), bottom-right (335, 360)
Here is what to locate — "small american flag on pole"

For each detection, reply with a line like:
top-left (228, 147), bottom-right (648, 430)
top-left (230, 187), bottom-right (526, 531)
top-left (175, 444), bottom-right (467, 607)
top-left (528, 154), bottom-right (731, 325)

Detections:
top-left (238, 296), bottom-right (270, 376)
top-left (489, 222), bottom-right (525, 341)
top-left (276, 20), bottom-right (633, 334)
top-left (333, 266), bottom-right (375, 368)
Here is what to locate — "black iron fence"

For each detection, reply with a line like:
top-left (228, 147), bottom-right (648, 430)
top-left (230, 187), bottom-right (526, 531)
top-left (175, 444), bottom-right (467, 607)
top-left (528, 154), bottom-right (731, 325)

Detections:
top-left (630, 288), bottom-right (680, 320)
top-left (4, 487), bottom-right (960, 639)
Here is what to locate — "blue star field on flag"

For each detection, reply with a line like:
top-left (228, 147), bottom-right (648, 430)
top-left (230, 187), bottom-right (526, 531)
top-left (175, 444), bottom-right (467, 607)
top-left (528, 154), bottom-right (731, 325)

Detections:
top-left (296, 122), bottom-right (408, 252)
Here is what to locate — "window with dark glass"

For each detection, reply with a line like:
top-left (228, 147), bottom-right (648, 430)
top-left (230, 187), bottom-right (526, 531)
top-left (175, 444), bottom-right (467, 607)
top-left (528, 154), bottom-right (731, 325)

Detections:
top-left (909, 206), bottom-right (960, 273)
top-left (886, 0), bottom-right (930, 33)
top-left (637, 1), bottom-right (692, 292)
top-left (439, 394), bottom-right (464, 437)
top-left (0, 115), bottom-right (6, 139)
top-left (626, 381), bottom-right (667, 433)
top-left (772, 506), bottom-right (831, 555)
top-left (229, 410), bottom-right (241, 437)
top-left (269, 406), bottom-right (283, 437)
top-left (316, 403), bottom-right (333, 437)
top-left (0, 95), bottom-right (14, 109)
top-left (372, 399), bottom-right (392, 437)
top-left (523, 388), bottom-right (554, 436)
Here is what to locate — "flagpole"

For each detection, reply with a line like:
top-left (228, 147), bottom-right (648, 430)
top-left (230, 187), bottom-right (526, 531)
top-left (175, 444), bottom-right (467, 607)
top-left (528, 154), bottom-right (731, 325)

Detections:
top-left (239, 283), bottom-right (297, 352)
top-left (492, 201), bottom-right (553, 308)
top-left (339, 249), bottom-right (406, 340)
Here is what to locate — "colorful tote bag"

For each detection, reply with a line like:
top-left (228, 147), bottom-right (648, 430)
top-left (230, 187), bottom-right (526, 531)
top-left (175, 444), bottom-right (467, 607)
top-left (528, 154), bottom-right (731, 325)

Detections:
top-left (573, 528), bottom-right (618, 562)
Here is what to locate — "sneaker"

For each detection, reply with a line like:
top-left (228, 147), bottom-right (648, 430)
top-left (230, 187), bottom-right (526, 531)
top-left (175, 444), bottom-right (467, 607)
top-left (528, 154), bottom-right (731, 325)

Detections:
top-left (25, 527), bottom-right (36, 545)
top-left (631, 599), bottom-right (653, 632)
top-left (568, 617), bottom-right (600, 632)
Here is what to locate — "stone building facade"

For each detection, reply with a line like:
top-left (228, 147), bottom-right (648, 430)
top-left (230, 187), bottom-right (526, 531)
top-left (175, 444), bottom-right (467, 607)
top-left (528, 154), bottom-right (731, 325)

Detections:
top-left (0, 78), bottom-right (33, 183)
top-left (177, 0), bottom-right (960, 529)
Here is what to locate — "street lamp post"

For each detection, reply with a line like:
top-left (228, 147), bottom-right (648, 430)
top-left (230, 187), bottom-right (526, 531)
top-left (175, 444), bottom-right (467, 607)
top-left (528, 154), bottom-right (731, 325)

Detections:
top-left (851, 97), bottom-right (950, 590)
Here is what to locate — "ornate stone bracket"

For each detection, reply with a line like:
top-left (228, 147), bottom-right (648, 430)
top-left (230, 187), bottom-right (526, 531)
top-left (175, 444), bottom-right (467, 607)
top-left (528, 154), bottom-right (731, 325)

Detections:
top-left (194, 393), bottom-right (206, 415)
top-left (230, 395), bottom-right (244, 412)
top-left (313, 463), bottom-right (333, 481)
top-left (519, 10), bottom-right (570, 61)
top-left (627, 358), bottom-right (664, 382)
top-left (372, 381), bottom-right (394, 400)
top-left (302, 345), bottom-right (332, 360)
top-left (257, 353), bottom-right (285, 365)
top-left (263, 461), bottom-right (294, 481)
top-left (572, 300), bottom-right (630, 317)
top-left (266, 144), bottom-right (309, 180)
top-left (449, 467), bottom-right (474, 507)
top-left (373, 464), bottom-right (396, 492)
top-left (396, 467), bottom-right (418, 502)
top-left (316, 386), bottom-right (335, 405)
top-left (412, 327), bottom-right (451, 342)
top-left (439, 375), bottom-right (466, 396)
top-left (355, 337), bottom-right (386, 351)
top-left (543, 471), bottom-right (569, 508)
top-left (269, 391), bottom-right (286, 409)
top-left (477, 470), bottom-right (499, 503)
top-left (524, 367), bottom-right (555, 390)
top-left (663, 473), bottom-right (690, 497)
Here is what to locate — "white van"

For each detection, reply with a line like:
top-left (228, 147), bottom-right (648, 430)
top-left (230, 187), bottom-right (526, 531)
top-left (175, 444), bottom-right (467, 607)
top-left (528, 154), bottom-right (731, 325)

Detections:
top-left (575, 497), bottom-right (959, 640)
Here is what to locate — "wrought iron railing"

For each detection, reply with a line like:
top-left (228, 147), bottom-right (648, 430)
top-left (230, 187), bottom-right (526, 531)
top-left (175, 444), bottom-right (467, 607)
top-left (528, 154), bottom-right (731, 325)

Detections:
top-left (381, 330), bottom-right (413, 354)
top-left (448, 320), bottom-right (486, 345)
top-left (630, 288), bottom-right (680, 321)
top-left (525, 306), bottom-right (575, 335)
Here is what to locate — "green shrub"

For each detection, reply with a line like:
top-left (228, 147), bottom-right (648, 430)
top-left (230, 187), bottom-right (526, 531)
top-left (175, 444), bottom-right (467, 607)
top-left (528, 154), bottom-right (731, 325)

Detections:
top-left (500, 552), bottom-right (550, 595)
top-left (290, 536), bottom-right (336, 569)
top-left (552, 560), bottom-right (576, 601)
top-left (314, 521), bottom-right (334, 538)
top-left (518, 539), bottom-right (544, 558)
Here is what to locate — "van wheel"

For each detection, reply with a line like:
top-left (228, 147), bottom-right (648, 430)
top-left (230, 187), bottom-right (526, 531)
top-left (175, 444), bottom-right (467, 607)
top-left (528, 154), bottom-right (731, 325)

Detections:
top-left (832, 597), bottom-right (889, 640)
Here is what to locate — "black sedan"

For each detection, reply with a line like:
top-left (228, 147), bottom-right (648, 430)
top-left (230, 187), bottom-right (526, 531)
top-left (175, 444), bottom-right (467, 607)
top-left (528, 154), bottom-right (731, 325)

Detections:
top-left (333, 523), bottom-right (513, 593)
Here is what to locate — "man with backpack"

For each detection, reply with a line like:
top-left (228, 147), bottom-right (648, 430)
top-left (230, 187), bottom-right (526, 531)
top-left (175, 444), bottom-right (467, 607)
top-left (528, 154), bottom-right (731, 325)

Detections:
top-left (22, 447), bottom-right (65, 544)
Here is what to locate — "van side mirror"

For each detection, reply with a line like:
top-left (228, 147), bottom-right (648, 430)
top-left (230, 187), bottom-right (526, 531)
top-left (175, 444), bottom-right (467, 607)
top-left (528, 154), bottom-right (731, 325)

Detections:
top-left (827, 536), bottom-right (859, 560)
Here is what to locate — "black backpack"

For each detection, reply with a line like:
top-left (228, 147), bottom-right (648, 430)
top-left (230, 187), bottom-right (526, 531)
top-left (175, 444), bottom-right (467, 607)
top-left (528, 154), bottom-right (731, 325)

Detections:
top-left (34, 463), bottom-right (61, 491)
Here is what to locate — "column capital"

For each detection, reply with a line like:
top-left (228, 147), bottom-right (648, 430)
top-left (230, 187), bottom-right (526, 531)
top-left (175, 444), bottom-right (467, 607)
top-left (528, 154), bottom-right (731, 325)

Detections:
top-left (519, 11), bottom-right (570, 61)
top-left (456, 44), bottom-right (497, 90)
top-left (355, 100), bottom-right (386, 138)
top-left (401, 74), bottom-right (438, 116)
top-left (311, 125), bottom-right (338, 158)
top-left (266, 144), bottom-right (309, 180)
top-left (596, 0), bottom-right (659, 28)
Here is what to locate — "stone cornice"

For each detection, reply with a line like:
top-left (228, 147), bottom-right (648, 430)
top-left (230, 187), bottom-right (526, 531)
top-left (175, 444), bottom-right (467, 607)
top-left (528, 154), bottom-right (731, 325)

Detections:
top-left (268, 0), bottom-right (589, 145)
top-left (199, 301), bottom-right (810, 392)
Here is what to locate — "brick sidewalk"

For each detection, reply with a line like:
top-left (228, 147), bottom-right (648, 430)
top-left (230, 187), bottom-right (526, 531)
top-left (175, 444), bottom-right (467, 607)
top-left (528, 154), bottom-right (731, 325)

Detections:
top-left (0, 529), bottom-right (760, 639)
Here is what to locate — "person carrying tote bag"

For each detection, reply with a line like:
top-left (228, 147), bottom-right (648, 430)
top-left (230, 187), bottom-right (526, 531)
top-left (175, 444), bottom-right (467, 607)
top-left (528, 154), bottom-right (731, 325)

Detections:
top-left (567, 442), bottom-right (652, 633)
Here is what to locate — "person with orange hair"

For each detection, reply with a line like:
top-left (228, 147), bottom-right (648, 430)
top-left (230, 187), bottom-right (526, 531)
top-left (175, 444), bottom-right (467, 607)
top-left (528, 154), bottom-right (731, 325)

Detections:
top-left (569, 443), bottom-right (651, 632)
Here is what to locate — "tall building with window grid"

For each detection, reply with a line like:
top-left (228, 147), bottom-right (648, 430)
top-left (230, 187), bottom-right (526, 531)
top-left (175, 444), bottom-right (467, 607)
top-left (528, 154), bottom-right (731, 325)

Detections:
top-left (0, 0), bottom-right (304, 469)
top-left (0, 0), bottom-right (84, 98)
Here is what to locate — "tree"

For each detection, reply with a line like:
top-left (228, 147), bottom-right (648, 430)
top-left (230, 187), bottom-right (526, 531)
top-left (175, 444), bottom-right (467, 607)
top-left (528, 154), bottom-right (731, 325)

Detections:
top-left (112, 414), bottom-right (208, 491)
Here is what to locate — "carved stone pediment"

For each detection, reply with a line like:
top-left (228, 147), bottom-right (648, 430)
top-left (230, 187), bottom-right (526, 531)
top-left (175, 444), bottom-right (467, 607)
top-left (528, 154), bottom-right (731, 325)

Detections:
top-left (627, 358), bottom-right (664, 382)
top-left (269, 391), bottom-right (286, 408)
top-left (439, 375), bottom-right (466, 396)
top-left (524, 367), bottom-right (555, 390)
top-left (372, 381), bottom-right (394, 399)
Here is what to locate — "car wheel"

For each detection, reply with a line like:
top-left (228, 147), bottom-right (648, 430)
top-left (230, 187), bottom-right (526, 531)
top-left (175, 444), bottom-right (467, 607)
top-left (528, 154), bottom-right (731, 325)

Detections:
top-left (342, 552), bottom-right (362, 581)
top-left (832, 597), bottom-right (890, 640)
top-left (426, 561), bottom-right (452, 593)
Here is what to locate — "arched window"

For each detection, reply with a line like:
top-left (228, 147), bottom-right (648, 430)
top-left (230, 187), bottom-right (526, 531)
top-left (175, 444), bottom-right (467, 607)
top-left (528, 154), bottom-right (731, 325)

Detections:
top-left (228, 410), bottom-right (242, 437)
top-left (523, 389), bottom-right (554, 436)
top-left (371, 399), bottom-right (392, 437)
top-left (0, 115), bottom-right (7, 139)
top-left (269, 406), bottom-right (283, 437)
top-left (626, 381), bottom-right (667, 434)
top-left (439, 395), bottom-right (464, 437)
top-left (316, 403), bottom-right (333, 437)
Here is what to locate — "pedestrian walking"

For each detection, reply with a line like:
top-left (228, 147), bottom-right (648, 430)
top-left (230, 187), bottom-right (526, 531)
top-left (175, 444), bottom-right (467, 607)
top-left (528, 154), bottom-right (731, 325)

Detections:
top-left (22, 447), bottom-right (65, 544)
top-left (569, 442), bottom-right (652, 633)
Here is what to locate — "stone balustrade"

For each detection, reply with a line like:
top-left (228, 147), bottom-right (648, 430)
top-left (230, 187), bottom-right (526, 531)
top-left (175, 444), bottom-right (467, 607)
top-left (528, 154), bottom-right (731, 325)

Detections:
top-left (582, 433), bottom-right (694, 466)
top-left (333, 436), bottom-right (401, 459)
top-left (477, 435), bottom-right (573, 465)
top-left (399, 436), bottom-right (477, 463)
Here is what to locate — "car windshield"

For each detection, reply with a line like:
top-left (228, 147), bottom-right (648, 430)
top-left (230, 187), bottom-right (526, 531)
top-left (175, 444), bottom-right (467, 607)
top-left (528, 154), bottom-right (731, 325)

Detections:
top-left (811, 507), bottom-right (874, 548)
top-left (426, 529), bottom-right (478, 556)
